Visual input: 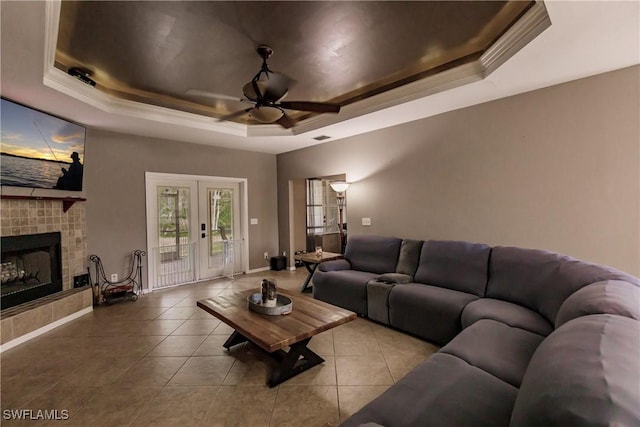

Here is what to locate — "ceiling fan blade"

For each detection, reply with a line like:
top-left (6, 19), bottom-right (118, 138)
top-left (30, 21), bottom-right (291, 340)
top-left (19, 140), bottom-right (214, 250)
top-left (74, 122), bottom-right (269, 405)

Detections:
top-left (279, 101), bottom-right (341, 113)
top-left (217, 108), bottom-right (253, 122)
top-left (275, 112), bottom-right (296, 129)
top-left (185, 89), bottom-right (245, 103)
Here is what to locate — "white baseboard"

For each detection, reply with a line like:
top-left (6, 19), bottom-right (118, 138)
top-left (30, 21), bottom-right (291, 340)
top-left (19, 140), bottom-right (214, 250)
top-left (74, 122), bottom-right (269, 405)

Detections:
top-left (0, 306), bottom-right (93, 353)
top-left (247, 266), bottom-right (271, 274)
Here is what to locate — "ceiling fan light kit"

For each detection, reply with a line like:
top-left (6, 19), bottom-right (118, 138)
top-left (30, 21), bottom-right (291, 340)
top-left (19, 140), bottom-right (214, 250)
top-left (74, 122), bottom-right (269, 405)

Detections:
top-left (249, 106), bottom-right (284, 123)
top-left (188, 45), bottom-right (340, 128)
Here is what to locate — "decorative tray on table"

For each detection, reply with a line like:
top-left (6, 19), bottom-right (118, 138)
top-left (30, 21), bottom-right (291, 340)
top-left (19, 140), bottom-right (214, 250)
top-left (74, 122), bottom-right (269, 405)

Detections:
top-left (247, 293), bottom-right (293, 315)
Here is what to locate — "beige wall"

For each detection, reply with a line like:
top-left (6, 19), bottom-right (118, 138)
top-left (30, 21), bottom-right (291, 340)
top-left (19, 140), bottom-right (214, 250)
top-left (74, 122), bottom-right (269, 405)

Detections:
top-left (85, 129), bottom-right (279, 284)
top-left (277, 66), bottom-right (640, 276)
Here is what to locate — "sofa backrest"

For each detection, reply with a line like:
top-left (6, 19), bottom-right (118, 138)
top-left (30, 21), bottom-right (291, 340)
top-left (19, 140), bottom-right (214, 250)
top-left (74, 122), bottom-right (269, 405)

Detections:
top-left (555, 280), bottom-right (640, 328)
top-left (413, 240), bottom-right (491, 296)
top-left (486, 246), bottom-right (639, 324)
top-left (395, 239), bottom-right (424, 278)
top-left (344, 235), bottom-right (402, 274)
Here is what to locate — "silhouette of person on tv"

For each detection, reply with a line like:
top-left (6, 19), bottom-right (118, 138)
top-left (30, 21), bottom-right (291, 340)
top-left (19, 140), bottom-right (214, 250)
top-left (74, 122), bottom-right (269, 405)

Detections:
top-left (55, 152), bottom-right (83, 191)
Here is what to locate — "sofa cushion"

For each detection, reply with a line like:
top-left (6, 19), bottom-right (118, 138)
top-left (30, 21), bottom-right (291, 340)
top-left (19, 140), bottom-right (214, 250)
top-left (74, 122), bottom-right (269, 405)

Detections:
top-left (395, 239), bottom-right (423, 277)
top-left (388, 283), bottom-right (478, 345)
top-left (555, 279), bottom-right (640, 328)
top-left (340, 353), bottom-right (518, 427)
top-left (461, 298), bottom-right (553, 336)
top-left (413, 240), bottom-right (491, 296)
top-left (440, 319), bottom-right (545, 388)
top-left (312, 269), bottom-right (377, 316)
top-left (511, 314), bottom-right (640, 427)
top-left (344, 235), bottom-right (402, 275)
top-left (486, 246), bottom-right (639, 324)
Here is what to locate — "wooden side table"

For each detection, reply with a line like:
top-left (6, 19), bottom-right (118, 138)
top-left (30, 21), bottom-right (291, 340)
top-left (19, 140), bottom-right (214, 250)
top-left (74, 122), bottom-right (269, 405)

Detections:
top-left (294, 251), bottom-right (343, 292)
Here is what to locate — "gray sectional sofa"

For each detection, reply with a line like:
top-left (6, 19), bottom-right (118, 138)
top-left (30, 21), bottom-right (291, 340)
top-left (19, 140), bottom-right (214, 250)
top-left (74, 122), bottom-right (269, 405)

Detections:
top-left (312, 235), bottom-right (640, 427)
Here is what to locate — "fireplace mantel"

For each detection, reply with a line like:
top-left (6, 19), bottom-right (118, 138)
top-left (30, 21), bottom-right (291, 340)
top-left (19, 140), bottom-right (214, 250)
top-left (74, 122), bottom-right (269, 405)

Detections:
top-left (0, 195), bottom-right (86, 213)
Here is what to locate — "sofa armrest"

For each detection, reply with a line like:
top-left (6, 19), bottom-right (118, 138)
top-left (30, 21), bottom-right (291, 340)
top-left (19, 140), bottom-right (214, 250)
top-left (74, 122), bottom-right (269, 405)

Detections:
top-left (318, 259), bottom-right (351, 272)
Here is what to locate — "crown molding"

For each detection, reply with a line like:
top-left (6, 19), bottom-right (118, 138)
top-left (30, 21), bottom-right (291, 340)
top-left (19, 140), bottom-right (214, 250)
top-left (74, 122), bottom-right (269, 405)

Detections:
top-left (481, 1), bottom-right (552, 77)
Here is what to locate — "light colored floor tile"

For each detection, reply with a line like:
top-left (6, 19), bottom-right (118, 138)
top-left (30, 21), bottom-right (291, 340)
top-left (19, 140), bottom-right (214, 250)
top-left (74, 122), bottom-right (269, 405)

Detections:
top-left (68, 384), bottom-right (163, 426)
top-left (135, 319), bottom-right (187, 335)
top-left (114, 356), bottom-right (188, 387)
top-left (270, 385), bottom-right (340, 427)
top-left (156, 306), bottom-right (199, 320)
top-left (146, 335), bottom-right (207, 357)
top-left (334, 333), bottom-right (380, 356)
top-left (170, 319), bottom-right (220, 335)
top-left (200, 385), bottom-right (277, 427)
top-left (168, 356), bottom-right (235, 385)
top-left (335, 354), bottom-right (394, 386)
top-left (131, 385), bottom-right (219, 426)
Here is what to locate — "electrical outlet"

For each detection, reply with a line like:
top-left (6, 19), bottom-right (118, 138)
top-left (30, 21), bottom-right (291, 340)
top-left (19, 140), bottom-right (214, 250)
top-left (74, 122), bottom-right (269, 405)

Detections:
top-left (362, 217), bottom-right (372, 226)
top-left (264, 252), bottom-right (269, 260)
top-left (110, 273), bottom-right (118, 282)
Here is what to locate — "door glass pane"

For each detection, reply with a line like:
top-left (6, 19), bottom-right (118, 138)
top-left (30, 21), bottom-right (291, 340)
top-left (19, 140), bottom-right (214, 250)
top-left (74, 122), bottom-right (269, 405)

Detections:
top-left (158, 186), bottom-right (191, 260)
top-left (208, 188), bottom-right (233, 268)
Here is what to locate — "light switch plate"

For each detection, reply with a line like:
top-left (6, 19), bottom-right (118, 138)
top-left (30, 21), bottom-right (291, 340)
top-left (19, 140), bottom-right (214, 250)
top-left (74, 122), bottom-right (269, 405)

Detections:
top-left (362, 217), bottom-right (372, 226)
top-left (250, 218), bottom-right (258, 225)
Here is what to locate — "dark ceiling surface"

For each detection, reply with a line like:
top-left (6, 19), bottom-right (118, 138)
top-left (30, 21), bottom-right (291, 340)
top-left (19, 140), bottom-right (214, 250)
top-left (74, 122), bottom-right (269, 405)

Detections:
top-left (55, 1), bottom-right (534, 126)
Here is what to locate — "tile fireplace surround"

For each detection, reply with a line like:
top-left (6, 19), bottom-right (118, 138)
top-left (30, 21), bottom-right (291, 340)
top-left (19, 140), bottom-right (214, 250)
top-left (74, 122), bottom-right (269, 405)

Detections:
top-left (1, 198), bottom-right (89, 350)
top-left (0, 198), bottom-right (87, 289)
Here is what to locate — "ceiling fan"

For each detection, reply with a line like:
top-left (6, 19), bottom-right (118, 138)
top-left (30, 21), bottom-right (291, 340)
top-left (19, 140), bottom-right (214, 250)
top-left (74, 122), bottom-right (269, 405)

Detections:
top-left (186, 45), bottom-right (340, 129)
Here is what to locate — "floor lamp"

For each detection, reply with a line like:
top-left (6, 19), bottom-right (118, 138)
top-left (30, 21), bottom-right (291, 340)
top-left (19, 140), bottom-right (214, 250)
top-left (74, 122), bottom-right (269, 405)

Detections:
top-left (330, 181), bottom-right (350, 253)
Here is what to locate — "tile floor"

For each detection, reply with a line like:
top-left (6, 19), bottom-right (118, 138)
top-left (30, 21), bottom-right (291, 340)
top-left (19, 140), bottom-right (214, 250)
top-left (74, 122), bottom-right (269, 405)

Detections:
top-left (0, 269), bottom-right (439, 426)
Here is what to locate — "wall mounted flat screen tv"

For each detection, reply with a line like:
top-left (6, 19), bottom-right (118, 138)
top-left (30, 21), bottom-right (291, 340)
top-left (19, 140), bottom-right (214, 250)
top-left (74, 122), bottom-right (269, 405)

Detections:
top-left (1, 98), bottom-right (86, 191)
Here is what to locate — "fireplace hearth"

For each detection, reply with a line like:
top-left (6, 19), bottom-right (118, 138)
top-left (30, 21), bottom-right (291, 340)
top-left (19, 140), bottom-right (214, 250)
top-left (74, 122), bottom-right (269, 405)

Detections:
top-left (1, 232), bottom-right (62, 310)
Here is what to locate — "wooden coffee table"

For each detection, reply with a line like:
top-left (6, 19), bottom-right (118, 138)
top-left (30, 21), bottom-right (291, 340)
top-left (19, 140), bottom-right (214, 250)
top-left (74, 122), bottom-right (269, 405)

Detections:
top-left (197, 288), bottom-right (356, 387)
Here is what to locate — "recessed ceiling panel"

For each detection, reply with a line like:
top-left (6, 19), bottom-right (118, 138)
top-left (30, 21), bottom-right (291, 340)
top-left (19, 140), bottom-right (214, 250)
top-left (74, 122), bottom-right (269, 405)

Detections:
top-left (55, 1), bottom-right (537, 127)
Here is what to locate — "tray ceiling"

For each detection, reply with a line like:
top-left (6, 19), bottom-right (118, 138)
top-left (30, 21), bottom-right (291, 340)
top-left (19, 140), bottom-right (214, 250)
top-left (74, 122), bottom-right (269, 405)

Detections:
top-left (52, 1), bottom-right (546, 133)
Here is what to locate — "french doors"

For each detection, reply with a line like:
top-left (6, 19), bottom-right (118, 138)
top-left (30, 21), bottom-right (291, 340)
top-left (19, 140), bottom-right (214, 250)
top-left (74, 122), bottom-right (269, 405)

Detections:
top-left (146, 173), bottom-right (247, 289)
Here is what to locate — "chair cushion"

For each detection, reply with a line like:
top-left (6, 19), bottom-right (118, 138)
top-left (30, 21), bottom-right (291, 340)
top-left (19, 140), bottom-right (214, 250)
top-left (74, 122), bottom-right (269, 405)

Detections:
top-left (461, 298), bottom-right (553, 336)
top-left (389, 283), bottom-right (478, 345)
top-left (344, 235), bottom-right (402, 275)
top-left (340, 353), bottom-right (517, 427)
top-left (555, 280), bottom-right (640, 328)
top-left (511, 314), bottom-right (640, 427)
top-left (440, 319), bottom-right (545, 388)
top-left (414, 240), bottom-right (491, 296)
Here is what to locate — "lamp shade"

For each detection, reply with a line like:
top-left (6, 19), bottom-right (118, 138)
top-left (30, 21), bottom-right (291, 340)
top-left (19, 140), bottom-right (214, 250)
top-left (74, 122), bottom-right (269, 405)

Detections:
top-left (330, 181), bottom-right (350, 193)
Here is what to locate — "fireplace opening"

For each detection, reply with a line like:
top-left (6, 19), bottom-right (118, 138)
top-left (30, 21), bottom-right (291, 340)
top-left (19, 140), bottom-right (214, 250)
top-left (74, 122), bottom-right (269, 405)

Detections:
top-left (1, 232), bottom-right (63, 310)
